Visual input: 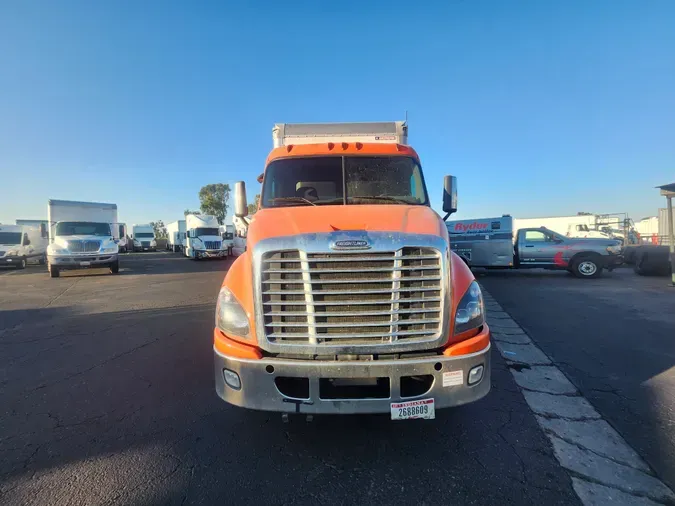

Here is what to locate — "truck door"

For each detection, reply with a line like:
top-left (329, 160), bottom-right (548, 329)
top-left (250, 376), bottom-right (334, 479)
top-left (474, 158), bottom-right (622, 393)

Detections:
top-left (518, 229), bottom-right (559, 265)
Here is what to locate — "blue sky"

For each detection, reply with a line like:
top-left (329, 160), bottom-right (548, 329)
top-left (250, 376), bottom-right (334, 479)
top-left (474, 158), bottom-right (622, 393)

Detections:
top-left (1, 0), bottom-right (674, 225)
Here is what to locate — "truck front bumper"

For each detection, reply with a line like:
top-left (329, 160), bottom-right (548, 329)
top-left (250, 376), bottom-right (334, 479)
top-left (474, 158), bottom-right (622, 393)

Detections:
top-left (199, 249), bottom-right (228, 258)
top-left (214, 332), bottom-right (491, 415)
top-left (48, 254), bottom-right (117, 269)
top-left (0, 256), bottom-right (22, 265)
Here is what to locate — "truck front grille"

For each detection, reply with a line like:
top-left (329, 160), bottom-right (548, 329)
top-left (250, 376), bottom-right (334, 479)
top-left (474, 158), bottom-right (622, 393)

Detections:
top-left (205, 241), bottom-right (221, 250)
top-left (67, 240), bottom-right (101, 253)
top-left (261, 248), bottom-right (442, 349)
top-left (141, 241), bottom-right (151, 248)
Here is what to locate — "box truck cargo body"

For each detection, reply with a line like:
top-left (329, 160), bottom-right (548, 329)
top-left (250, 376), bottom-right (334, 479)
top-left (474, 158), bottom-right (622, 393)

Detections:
top-left (166, 220), bottom-right (186, 252)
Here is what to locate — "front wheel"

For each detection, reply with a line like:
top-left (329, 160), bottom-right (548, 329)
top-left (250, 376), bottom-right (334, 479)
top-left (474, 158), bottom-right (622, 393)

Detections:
top-left (572, 257), bottom-right (603, 278)
top-left (17, 257), bottom-right (27, 269)
top-left (110, 260), bottom-right (119, 274)
top-left (48, 264), bottom-right (60, 278)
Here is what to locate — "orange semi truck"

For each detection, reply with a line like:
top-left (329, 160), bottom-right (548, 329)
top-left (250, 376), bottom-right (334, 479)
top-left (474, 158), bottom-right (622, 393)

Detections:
top-left (213, 122), bottom-right (491, 420)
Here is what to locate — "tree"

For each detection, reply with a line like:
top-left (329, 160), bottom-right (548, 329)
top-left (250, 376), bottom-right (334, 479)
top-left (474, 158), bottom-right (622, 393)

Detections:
top-left (198, 183), bottom-right (230, 225)
top-left (184, 209), bottom-right (201, 216)
top-left (247, 194), bottom-right (261, 215)
top-left (150, 220), bottom-right (168, 239)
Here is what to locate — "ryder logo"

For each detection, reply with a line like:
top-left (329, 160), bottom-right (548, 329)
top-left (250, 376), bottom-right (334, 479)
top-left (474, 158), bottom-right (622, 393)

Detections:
top-left (453, 222), bottom-right (489, 233)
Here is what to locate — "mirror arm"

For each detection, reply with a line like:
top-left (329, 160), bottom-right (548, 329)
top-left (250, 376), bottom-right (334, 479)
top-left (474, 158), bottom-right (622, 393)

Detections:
top-left (442, 212), bottom-right (451, 222)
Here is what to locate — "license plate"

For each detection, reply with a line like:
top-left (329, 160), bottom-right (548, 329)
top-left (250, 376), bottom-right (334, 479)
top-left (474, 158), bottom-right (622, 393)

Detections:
top-left (391, 398), bottom-right (435, 420)
top-left (80, 261), bottom-right (91, 266)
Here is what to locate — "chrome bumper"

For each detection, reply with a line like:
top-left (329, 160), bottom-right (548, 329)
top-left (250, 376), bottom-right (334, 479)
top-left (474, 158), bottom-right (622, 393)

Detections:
top-left (214, 343), bottom-right (491, 415)
top-left (48, 254), bottom-right (117, 267)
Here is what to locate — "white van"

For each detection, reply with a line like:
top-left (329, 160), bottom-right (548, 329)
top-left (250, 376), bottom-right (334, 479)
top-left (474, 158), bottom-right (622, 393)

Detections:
top-left (0, 224), bottom-right (48, 269)
top-left (184, 214), bottom-right (228, 259)
top-left (131, 224), bottom-right (157, 252)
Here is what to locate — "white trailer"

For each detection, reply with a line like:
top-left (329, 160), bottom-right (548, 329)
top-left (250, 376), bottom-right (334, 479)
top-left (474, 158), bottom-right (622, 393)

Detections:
top-left (513, 215), bottom-right (611, 240)
top-left (131, 224), bottom-right (156, 252)
top-left (185, 214), bottom-right (228, 260)
top-left (46, 199), bottom-right (120, 278)
top-left (166, 220), bottom-right (186, 252)
top-left (0, 224), bottom-right (48, 269)
top-left (219, 224), bottom-right (235, 253)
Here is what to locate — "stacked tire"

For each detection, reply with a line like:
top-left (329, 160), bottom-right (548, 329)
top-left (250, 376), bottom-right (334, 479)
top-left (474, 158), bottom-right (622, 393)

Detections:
top-left (633, 246), bottom-right (671, 276)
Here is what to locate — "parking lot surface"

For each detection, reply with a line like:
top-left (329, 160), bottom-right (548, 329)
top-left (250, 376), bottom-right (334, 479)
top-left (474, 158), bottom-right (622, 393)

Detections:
top-left (480, 268), bottom-right (675, 493)
top-left (0, 253), bottom-right (581, 505)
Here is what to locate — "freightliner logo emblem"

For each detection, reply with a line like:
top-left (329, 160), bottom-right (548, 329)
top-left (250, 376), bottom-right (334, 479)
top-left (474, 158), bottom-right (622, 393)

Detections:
top-left (331, 239), bottom-right (371, 250)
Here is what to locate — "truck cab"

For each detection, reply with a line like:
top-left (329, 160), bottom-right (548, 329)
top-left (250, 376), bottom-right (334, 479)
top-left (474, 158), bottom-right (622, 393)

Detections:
top-left (185, 214), bottom-right (229, 260)
top-left (131, 224), bottom-right (157, 252)
top-left (0, 224), bottom-right (47, 269)
top-left (213, 121), bottom-right (491, 419)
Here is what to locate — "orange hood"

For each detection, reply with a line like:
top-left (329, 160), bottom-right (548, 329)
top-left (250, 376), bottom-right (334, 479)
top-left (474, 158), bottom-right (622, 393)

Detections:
top-left (246, 205), bottom-right (448, 244)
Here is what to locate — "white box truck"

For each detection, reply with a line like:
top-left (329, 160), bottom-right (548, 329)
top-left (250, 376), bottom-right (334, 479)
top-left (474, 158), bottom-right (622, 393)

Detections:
top-left (46, 199), bottom-right (120, 278)
top-left (114, 223), bottom-right (131, 253)
top-left (131, 224), bottom-right (157, 252)
top-left (184, 214), bottom-right (228, 259)
top-left (166, 220), bottom-right (186, 252)
top-left (0, 224), bottom-right (48, 269)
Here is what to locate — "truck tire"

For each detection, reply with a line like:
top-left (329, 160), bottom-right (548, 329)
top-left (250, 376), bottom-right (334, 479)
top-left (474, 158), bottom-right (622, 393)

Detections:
top-left (17, 257), bottom-right (27, 269)
top-left (38, 254), bottom-right (46, 265)
top-left (110, 260), bottom-right (120, 274)
top-left (571, 255), bottom-right (603, 279)
top-left (48, 264), bottom-right (60, 278)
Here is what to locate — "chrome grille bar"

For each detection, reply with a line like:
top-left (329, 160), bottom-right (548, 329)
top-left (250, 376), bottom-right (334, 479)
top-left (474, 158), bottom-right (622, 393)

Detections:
top-left (259, 241), bottom-right (444, 354)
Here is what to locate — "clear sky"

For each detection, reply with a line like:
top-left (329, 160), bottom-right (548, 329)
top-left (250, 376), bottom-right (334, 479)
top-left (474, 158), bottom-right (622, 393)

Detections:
top-left (1, 0), bottom-right (673, 225)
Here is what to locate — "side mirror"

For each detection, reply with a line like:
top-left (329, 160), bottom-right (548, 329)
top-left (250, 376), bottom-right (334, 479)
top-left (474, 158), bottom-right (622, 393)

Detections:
top-left (442, 175), bottom-right (458, 219)
top-left (234, 181), bottom-right (248, 218)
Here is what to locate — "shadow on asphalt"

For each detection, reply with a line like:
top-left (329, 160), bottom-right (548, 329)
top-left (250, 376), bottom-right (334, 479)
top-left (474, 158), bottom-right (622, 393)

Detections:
top-left (0, 299), bottom-right (579, 505)
top-left (480, 269), bottom-right (675, 492)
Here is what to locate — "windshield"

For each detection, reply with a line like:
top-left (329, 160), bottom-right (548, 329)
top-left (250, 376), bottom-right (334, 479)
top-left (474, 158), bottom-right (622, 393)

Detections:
top-left (261, 156), bottom-right (428, 208)
top-left (0, 232), bottom-right (22, 245)
top-left (134, 232), bottom-right (154, 238)
top-left (195, 227), bottom-right (219, 236)
top-left (55, 222), bottom-right (111, 237)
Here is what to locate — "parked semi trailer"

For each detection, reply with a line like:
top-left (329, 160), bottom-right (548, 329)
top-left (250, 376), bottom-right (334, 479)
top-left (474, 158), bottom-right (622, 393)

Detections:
top-left (46, 200), bottom-right (120, 278)
top-left (447, 215), bottom-right (623, 278)
top-left (214, 121), bottom-right (491, 420)
top-left (166, 220), bottom-right (186, 252)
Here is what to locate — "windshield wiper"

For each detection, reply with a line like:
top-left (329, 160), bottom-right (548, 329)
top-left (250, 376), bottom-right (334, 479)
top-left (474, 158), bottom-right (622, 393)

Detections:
top-left (348, 195), bottom-right (412, 204)
top-left (269, 197), bottom-right (317, 207)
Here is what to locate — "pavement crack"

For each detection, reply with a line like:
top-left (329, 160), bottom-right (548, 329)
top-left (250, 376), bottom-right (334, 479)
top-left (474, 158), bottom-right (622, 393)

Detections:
top-left (569, 473), bottom-right (674, 505)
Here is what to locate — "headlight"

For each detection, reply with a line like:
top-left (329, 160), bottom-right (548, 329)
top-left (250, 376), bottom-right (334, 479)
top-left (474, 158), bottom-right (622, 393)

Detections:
top-left (102, 245), bottom-right (118, 253)
top-left (454, 281), bottom-right (485, 334)
top-left (150, 240), bottom-right (157, 246)
top-left (215, 287), bottom-right (250, 338)
top-left (134, 240), bottom-right (141, 245)
top-left (607, 244), bottom-right (622, 254)
top-left (48, 246), bottom-right (69, 255)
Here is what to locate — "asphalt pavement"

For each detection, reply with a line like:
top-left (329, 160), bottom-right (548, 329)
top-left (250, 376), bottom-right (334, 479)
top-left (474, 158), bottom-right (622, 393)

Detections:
top-left (480, 267), bottom-right (675, 494)
top-left (0, 252), bottom-right (581, 505)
